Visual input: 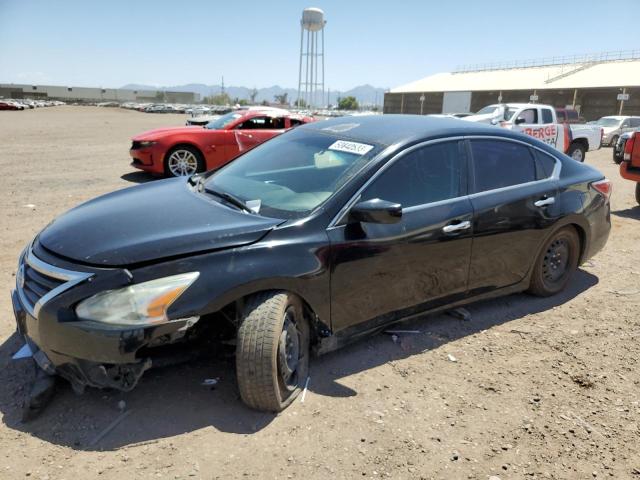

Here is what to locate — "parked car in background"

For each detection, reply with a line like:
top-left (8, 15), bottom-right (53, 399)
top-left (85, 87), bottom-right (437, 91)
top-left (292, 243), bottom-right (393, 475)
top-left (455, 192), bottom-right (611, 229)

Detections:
top-left (0, 100), bottom-right (23, 110)
top-left (130, 109), bottom-right (314, 177)
top-left (464, 103), bottom-right (602, 162)
top-left (612, 130), bottom-right (639, 163)
top-left (12, 115), bottom-right (611, 413)
top-left (596, 116), bottom-right (640, 147)
top-left (619, 131), bottom-right (640, 205)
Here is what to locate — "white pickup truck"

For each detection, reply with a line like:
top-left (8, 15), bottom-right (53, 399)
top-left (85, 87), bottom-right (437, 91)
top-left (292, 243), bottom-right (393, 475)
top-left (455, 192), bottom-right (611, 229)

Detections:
top-left (463, 103), bottom-right (602, 162)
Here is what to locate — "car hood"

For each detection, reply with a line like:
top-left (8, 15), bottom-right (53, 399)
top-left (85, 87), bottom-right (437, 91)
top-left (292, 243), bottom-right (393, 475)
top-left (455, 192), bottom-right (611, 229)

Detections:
top-left (132, 126), bottom-right (207, 140)
top-left (38, 178), bottom-right (283, 266)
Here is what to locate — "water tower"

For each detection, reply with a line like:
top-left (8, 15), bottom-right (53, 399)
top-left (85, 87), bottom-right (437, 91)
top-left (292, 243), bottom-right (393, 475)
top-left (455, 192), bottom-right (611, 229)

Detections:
top-left (297, 8), bottom-right (326, 109)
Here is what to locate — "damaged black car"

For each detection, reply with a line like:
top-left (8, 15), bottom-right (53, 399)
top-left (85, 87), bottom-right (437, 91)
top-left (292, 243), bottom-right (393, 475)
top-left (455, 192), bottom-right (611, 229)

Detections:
top-left (12, 115), bottom-right (611, 413)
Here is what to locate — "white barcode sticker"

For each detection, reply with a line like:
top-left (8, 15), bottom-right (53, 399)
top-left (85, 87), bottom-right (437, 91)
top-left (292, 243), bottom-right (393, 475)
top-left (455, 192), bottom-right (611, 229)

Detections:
top-left (328, 140), bottom-right (374, 156)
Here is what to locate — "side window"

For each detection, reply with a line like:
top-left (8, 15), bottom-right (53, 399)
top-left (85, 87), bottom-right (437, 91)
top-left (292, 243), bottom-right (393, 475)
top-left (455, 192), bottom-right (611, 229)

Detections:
top-left (568, 110), bottom-right (579, 121)
top-left (629, 118), bottom-right (640, 128)
top-left (237, 116), bottom-right (268, 130)
top-left (289, 118), bottom-right (305, 127)
top-left (621, 119), bottom-right (631, 128)
top-left (516, 108), bottom-right (538, 124)
top-left (533, 149), bottom-right (557, 180)
top-left (360, 141), bottom-right (464, 208)
top-left (269, 117), bottom-right (286, 129)
top-left (542, 109), bottom-right (554, 124)
top-left (470, 140), bottom-right (536, 192)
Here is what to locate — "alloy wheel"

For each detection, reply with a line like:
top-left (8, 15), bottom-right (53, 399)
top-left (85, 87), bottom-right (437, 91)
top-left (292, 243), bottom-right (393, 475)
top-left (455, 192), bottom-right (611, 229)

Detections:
top-left (168, 149), bottom-right (199, 176)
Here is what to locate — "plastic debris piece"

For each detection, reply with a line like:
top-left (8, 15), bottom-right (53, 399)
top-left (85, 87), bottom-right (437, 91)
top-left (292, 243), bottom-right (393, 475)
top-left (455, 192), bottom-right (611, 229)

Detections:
top-left (300, 376), bottom-right (310, 403)
top-left (12, 343), bottom-right (33, 360)
top-left (117, 400), bottom-right (126, 412)
top-left (447, 354), bottom-right (458, 362)
top-left (391, 334), bottom-right (399, 343)
top-left (201, 378), bottom-right (219, 386)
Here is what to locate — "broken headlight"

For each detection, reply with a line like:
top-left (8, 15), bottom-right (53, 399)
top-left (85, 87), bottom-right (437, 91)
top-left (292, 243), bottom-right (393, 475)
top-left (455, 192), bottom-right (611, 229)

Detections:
top-left (75, 272), bottom-right (199, 326)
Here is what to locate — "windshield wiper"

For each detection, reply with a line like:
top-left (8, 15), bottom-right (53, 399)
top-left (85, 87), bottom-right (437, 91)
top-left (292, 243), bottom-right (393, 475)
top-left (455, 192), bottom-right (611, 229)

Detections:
top-left (204, 187), bottom-right (254, 214)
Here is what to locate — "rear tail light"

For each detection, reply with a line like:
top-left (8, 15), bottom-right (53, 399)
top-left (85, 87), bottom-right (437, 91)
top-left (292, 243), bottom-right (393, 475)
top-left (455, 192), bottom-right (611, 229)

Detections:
top-left (623, 132), bottom-right (636, 162)
top-left (591, 179), bottom-right (612, 201)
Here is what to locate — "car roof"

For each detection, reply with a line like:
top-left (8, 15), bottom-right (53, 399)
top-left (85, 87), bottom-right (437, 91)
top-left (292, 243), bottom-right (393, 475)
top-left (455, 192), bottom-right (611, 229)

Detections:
top-left (300, 114), bottom-right (524, 147)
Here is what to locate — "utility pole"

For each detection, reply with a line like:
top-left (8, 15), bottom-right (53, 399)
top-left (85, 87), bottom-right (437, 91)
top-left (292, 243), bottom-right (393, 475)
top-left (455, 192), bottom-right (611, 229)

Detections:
top-left (221, 76), bottom-right (225, 96)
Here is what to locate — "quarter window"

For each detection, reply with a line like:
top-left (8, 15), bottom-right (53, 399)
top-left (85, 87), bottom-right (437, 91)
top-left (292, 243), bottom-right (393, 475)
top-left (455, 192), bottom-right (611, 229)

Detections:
top-left (360, 141), bottom-right (464, 208)
top-left (470, 140), bottom-right (536, 192)
top-left (533, 149), bottom-right (556, 179)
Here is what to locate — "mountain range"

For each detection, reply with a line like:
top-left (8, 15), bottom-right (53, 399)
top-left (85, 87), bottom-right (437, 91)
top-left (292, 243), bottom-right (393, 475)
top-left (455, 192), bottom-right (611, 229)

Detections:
top-left (121, 83), bottom-right (387, 106)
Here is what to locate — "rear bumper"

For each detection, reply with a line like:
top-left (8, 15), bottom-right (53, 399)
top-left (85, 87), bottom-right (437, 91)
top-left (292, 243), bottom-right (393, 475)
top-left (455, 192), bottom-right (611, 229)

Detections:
top-left (620, 162), bottom-right (640, 182)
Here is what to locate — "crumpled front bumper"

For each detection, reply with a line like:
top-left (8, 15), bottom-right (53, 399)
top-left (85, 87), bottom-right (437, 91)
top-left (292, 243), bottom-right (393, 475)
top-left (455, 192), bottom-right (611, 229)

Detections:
top-left (10, 288), bottom-right (185, 392)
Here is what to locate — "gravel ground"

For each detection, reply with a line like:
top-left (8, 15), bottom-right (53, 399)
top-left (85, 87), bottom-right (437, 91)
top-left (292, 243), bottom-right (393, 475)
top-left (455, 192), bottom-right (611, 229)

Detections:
top-left (0, 106), bottom-right (639, 480)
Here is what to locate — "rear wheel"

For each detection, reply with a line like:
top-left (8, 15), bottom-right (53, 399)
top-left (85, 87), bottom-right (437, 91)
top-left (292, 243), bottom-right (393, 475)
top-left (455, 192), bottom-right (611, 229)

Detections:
top-left (567, 142), bottom-right (586, 162)
top-left (236, 291), bottom-right (310, 412)
top-left (528, 227), bottom-right (580, 297)
top-left (164, 145), bottom-right (204, 177)
top-left (636, 183), bottom-right (640, 206)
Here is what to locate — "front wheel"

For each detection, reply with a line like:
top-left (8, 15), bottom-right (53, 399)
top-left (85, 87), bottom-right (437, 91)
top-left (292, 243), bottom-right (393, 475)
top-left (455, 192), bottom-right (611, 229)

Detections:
top-left (236, 291), bottom-right (310, 412)
top-left (610, 135), bottom-right (619, 149)
top-left (567, 142), bottom-right (586, 162)
top-left (528, 227), bottom-right (580, 297)
top-left (164, 145), bottom-right (204, 177)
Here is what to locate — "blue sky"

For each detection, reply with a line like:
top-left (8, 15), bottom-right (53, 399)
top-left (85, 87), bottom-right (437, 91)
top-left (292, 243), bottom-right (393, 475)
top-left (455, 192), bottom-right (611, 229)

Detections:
top-left (0, 0), bottom-right (637, 90)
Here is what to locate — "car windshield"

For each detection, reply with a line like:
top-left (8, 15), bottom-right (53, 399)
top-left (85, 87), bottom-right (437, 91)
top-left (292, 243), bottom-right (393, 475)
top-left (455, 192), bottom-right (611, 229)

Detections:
top-left (596, 117), bottom-right (622, 127)
top-left (204, 128), bottom-right (382, 219)
top-left (504, 108), bottom-right (519, 121)
top-left (205, 112), bottom-right (243, 130)
top-left (476, 105), bottom-right (500, 115)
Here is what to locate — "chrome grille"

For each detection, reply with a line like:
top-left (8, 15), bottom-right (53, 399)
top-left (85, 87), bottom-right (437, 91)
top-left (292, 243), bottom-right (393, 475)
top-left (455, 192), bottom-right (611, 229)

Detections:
top-left (17, 248), bottom-right (93, 318)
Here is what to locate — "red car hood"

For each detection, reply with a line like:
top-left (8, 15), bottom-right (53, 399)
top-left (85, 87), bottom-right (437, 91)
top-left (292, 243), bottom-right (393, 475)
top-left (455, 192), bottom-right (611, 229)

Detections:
top-left (133, 126), bottom-right (208, 140)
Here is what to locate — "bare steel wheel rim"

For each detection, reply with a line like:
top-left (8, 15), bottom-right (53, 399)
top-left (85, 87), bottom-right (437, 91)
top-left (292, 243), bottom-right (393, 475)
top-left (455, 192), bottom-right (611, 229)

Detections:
top-left (571, 148), bottom-right (584, 162)
top-left (168, 150), bottom-right (198, 176)
top-left (278, 309), bottom-right (300, 391)
top-left (542, 238), bottom-right (570, 283)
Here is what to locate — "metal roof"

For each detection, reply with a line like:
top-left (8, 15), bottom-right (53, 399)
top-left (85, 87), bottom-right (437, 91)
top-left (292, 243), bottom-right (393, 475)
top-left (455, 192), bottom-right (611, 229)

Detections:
top-left (391, 60), bottom-right (640, 93)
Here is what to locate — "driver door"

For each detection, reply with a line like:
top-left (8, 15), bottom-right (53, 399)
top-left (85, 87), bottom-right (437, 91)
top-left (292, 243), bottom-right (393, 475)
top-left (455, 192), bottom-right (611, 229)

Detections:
top-left (328, 140), bottom-right (473, 334)
top-left (234, 115), bottom-right (287, 155)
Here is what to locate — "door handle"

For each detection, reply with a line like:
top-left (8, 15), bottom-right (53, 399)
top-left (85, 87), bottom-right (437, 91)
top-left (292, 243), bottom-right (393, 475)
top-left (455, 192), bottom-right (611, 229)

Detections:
top-left (442, 220), bottom-right (471, 234)
top-left (534, 197), bottom-right (555, 207)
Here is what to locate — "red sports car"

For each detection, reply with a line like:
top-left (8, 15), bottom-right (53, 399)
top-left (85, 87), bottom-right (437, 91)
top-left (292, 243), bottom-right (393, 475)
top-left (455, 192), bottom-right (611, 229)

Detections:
top-left (129, 109), bottom-right (314, 177)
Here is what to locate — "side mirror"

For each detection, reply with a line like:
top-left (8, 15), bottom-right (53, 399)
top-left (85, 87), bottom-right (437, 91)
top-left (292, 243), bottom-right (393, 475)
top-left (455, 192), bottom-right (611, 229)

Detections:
top-left (515, 117), bottom-right (526, 125)
top-left (350, 199), bottom-right (402, 224)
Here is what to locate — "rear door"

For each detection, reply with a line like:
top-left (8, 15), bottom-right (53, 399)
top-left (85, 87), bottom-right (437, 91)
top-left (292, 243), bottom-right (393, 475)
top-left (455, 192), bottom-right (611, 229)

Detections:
top-left (328, 140), bottom-right (474, 333)
top-left (467, 137), bottom-right (560, 293)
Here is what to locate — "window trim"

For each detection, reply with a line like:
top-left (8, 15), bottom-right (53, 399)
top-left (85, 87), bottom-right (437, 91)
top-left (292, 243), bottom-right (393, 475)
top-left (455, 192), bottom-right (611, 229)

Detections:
top-left (327, 136), bottom-right (467, 228)
top-left (465, 136), bottom-right (561, 199)
top-left (327, 135), bottom-right (562, 229)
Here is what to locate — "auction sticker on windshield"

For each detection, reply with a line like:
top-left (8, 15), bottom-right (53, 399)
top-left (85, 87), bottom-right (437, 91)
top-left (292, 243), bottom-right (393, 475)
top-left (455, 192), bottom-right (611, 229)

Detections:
top-left (328, 140), bottom-right (374, 155)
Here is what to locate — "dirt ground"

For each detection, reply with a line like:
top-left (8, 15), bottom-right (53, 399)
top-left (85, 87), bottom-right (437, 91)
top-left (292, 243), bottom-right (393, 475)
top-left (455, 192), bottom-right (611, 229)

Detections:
top-left (0, 106), bottom-right (639, 480)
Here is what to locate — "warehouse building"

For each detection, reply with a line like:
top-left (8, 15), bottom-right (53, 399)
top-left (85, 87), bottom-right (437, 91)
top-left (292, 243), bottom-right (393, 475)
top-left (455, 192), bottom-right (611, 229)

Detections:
top-left (384, 52), bottom-right (640, 120)
top-left (0, 83), bottom-right (198, 104)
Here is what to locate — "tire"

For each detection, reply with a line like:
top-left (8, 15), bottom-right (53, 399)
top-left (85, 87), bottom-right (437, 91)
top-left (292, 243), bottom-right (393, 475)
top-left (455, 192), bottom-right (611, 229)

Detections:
top-left (636, 183), bottom-right (640, 206)
top-left (610, 135), bottom-right (619, 148)
top-left (566, 142), bottom-right (586, 162)
top-left (164, 145), bottom-right (205, 177)
top-left (236, 291), bottom-right (310, 412)
top-left (613, 148), bottom-right (623, 164)
top-left (528, 227), bottom-right (580, 297)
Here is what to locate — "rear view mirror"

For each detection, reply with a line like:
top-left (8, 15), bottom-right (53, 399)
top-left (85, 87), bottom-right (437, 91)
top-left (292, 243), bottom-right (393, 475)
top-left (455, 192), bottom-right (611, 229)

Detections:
top-left (350, 199), bottom-right (402, 224)
top-left (515, 117), bottom-right (526, 125)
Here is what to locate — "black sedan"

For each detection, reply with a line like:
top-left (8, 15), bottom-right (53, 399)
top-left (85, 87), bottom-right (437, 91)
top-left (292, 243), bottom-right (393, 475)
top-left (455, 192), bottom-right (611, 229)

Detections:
top-left (12, 115), bottom-right (611, 413)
